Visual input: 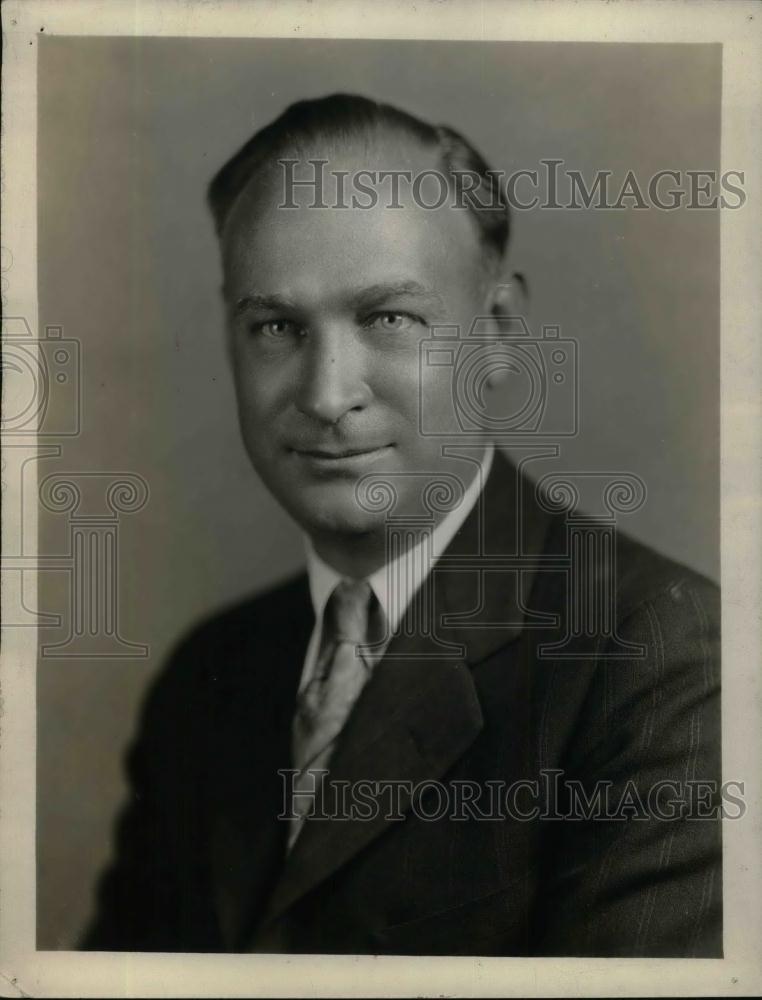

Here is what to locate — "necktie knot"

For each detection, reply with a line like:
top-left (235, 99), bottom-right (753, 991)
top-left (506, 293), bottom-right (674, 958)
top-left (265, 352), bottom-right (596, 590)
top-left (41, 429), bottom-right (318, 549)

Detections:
top-left (326, 579), bottom-right (373, 645)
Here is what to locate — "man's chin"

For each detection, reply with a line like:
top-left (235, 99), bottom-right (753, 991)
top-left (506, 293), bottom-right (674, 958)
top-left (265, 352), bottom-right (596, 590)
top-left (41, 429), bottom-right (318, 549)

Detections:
top-left (279, 481), bottom-right (387, 538)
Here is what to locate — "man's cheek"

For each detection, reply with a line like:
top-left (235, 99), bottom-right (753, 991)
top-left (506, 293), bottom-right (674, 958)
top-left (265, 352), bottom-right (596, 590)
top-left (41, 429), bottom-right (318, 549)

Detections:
top-left (236, 376), bottom-right (277, 423)
top-left (416, 365), bottom-right (460, 435)
top-left (237, 397), bottom-right (276, 462)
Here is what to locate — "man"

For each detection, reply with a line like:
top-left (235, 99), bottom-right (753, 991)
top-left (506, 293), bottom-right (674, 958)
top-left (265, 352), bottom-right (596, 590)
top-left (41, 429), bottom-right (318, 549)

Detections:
top-left (82, 94), bottom-right (721, 956)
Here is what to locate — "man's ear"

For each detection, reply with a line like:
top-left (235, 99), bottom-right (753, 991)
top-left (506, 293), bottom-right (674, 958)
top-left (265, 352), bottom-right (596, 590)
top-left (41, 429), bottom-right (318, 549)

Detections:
top-left (483, 271), bottom-right (530, 388)
top-left (487, 271), bottom-right (530, 333)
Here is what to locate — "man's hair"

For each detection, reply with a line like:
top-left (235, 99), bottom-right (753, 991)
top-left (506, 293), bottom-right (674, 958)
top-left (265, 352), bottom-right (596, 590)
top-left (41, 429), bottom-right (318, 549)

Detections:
top-left (207, 92), bottom-right (510, 261)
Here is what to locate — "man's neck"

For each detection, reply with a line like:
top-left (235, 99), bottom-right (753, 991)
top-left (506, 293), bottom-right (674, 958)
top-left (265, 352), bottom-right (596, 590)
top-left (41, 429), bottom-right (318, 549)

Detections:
top-left (307, 446), bottom-right (495, 579)
top-left (308, 523), bottom-right (435, 580)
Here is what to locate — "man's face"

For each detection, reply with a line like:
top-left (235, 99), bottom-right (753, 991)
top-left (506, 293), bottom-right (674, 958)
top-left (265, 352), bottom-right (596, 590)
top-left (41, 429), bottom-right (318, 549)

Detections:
top-left (220, 136), bottom-right (495, 540)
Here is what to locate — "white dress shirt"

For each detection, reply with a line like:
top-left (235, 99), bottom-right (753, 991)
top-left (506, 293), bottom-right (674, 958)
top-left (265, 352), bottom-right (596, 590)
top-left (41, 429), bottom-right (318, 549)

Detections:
top-left (299, 445), bottom-right (494, 694)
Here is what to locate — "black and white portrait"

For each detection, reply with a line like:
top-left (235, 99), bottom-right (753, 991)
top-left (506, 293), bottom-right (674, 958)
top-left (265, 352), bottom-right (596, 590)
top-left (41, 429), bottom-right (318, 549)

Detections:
top-left (2, 2), bottom-right (761, 996)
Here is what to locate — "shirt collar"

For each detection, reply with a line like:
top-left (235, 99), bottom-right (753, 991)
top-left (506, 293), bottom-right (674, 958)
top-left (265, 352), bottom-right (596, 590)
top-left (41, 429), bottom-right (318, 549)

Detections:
top-left (304, 445), bottom-right (495, 634)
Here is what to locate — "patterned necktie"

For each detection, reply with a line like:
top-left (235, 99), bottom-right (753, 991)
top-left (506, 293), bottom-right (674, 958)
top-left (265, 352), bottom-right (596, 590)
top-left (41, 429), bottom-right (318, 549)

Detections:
top-left (289, 579), bottom-right (381, 847)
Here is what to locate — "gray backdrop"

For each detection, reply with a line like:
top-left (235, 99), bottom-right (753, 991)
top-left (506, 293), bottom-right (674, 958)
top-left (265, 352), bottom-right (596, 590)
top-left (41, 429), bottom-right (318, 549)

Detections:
top-left (36, 36), bottom-right (720, 948)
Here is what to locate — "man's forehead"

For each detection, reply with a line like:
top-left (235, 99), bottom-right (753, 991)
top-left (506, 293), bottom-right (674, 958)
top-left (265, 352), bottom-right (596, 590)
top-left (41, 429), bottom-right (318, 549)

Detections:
top-left (222, 201), bottom-right (484, 308)
top-left (220, 135), bottom-right (486, 295)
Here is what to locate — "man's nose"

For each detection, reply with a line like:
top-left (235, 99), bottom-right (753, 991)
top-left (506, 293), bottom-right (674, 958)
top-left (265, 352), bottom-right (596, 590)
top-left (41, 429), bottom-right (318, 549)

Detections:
top-left (294, 328), bottom-right (371, 424)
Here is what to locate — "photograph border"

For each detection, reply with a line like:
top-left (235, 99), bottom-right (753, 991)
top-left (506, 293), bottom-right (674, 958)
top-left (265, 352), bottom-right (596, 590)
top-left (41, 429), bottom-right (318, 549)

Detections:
top-left (1, 1), bottom-right (760, 996)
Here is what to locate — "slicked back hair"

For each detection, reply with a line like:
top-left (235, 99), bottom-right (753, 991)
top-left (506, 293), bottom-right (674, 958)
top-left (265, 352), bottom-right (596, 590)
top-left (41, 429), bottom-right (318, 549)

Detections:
top-left (207, 93), bottom-right (510, 263)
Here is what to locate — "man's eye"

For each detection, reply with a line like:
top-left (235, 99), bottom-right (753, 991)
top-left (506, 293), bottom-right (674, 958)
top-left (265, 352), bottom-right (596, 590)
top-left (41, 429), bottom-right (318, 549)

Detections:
top-left (252, 319), bottom-right (302, 339)
top-left (366, 312), bottom-right (421, 333)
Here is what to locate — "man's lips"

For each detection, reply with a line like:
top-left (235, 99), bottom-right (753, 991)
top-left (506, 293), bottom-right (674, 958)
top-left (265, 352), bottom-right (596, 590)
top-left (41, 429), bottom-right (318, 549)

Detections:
top-left (290, 444), bottom-right (393, 459)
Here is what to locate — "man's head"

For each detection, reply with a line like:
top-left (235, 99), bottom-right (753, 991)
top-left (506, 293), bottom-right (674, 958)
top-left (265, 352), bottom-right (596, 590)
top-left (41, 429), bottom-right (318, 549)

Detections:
top-left (208, 94), bottom-right (519, 565)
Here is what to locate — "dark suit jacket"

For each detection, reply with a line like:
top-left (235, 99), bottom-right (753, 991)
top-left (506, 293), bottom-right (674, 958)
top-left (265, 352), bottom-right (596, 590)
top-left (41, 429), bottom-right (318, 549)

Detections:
top-left (82, 452), bottom-right (721, 956)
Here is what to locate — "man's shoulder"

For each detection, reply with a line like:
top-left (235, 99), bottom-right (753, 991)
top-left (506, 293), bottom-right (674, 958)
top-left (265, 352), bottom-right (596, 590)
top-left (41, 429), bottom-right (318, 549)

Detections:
top-left (494, 455), bottom-right (719, 625)
top-left (610, 527), bottom-right (719, 624)
top-left (528, 506), bottom-right (721, 692)
top-left (533, 488), bottom-right (719, 625)
top-left (173, 569), bottom-right (310, 655)
top-left (140, 570), bottom-right (310, 720)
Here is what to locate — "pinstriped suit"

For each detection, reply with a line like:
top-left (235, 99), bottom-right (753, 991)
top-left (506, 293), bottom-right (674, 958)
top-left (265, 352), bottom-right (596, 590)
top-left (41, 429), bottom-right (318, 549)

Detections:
top-left (82, 452), bottom-right (722, 955)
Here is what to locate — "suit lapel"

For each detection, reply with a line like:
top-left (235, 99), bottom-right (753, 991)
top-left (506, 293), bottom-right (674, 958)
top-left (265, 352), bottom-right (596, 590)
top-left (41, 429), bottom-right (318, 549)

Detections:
top-left (436, 449), bottom-right (556, 663)
top-left (260, 650), bottom-right (483, 926)
top-left (257, 451), bottom-right (554, 931)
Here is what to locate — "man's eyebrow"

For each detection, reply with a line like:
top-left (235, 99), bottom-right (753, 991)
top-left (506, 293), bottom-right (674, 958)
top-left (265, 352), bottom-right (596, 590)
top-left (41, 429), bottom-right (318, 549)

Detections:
top-left (233, 293), bottom-right (297, 317)
top-left (351, 281), bottom-right (446, 312)
top-left (232, 281), bottom-right (447, 317)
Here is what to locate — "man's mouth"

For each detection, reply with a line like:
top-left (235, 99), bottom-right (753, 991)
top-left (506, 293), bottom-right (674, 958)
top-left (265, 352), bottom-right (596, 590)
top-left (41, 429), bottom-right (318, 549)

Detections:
top-left (289, 443), bottom-right (393, 464)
